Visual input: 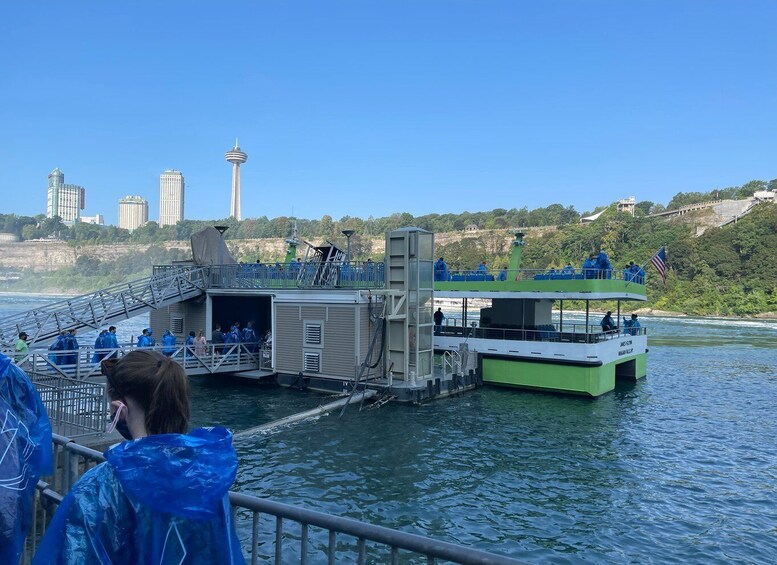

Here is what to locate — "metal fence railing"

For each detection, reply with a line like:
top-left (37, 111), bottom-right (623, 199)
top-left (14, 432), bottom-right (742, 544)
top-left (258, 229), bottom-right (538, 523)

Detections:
top-left (22, 434), bottom-right (524, 565)
top-left (30, 374), bottom-right (106, 438)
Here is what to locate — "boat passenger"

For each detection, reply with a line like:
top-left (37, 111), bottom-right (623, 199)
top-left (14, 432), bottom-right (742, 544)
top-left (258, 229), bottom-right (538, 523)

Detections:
top-left (146, 328), bottom-right (155, 347)
top-left (434, 307), bottom-right (445, 335)
top-left (497, 268), bottom-right (507, 281)
top-left (434, 257), bottom-right (449, 281)
top-left (195, 330), bottom-right (207, 356)
top-left (600, 311), bottom-right (616, 332)
top-left (561, 263), bottom-right (575, 275)
top-left (582, 253), bottom-right (597, 279)
top-left (478, 261), bottom-right (487, 272)
top-left (33, 350), bottom-right (244, 564)
top-left (596, 250), bottom-right (613, 279)
top-left (623, 314), bottom-right (641, 336)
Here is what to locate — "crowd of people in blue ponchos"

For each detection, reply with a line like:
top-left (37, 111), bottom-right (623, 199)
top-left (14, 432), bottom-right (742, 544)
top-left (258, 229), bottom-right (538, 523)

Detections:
top-left (46, 329), bottom-right (80, 365)
top-left (436, 250), bottom-right (644, 283)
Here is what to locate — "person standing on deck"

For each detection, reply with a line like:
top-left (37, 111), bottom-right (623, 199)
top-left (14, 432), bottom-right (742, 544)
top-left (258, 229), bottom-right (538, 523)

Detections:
top-left (194, 330), bottom-right (207, 356)
top-left (434, 308), bottom-right (445, 335)
top-left (623, 314), bottom-right (641, 336)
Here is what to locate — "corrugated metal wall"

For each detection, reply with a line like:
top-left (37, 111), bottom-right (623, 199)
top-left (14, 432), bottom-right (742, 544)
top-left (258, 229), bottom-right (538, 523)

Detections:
top-left (276, 303), bottom-right (360, 379)
top-left (149, 300), bottom-right (206, 341)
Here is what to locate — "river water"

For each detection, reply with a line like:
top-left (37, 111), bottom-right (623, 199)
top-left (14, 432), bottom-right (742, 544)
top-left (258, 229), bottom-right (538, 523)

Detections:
top-left (2, 294), bottom-right (776, 563)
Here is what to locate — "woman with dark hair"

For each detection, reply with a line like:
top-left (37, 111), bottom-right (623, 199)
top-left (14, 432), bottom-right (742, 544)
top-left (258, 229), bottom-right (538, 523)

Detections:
top-left (34, 350), bottom-right (244, 564)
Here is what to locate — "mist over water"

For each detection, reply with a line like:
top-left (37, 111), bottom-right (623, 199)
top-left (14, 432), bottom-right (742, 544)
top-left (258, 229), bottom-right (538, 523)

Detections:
top-left (3, 294), bottom-right (776, 562)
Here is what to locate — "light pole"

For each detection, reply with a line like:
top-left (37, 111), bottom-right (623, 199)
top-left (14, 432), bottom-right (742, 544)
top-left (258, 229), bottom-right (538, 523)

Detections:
top-left (342, 229), bottom-right (354, 265)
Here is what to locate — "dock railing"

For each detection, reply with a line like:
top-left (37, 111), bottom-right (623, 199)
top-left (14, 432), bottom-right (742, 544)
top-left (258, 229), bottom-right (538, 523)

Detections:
top-left (202, 262), bottom-right (386, 290)
top-left (23, 434), bottom-right (523, 565)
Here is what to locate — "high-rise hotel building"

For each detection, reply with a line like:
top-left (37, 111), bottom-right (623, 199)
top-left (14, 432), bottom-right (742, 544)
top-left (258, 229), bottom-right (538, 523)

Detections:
top-left (118, 196), bottom-right (149, 232)
top-left (47, 167), bottom-right (85, 225)
top-left (159, 170), bottom-right (184, 227)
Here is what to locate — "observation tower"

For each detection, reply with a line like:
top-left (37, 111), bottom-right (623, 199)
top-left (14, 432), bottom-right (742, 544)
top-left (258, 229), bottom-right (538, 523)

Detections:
top-left (225, 140), bottom-right (248, 220)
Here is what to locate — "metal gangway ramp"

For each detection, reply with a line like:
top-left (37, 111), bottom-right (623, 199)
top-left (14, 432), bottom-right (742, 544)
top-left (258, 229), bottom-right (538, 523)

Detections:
top-left (0, 267), bottom-right (209, 348)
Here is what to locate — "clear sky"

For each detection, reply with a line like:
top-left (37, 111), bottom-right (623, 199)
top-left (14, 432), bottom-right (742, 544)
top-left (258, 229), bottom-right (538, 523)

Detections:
top-left (1, 1), bottom-right (774, 226)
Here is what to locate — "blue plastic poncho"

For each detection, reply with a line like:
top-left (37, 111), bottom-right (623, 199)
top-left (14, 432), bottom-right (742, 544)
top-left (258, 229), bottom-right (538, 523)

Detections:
top-left (0, 353), bottom-right (53, 564)
top-left (34, 427), bottom-right (245, 564)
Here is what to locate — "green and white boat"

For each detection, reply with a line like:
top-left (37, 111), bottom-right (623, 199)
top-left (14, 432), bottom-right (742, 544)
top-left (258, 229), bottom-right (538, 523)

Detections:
top-left (433, 233), bottom-right (648, 397)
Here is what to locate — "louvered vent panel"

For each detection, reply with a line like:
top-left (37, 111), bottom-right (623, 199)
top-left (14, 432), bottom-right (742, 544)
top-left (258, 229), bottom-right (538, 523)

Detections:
top-left (303, 352), bottom-right (320, 372)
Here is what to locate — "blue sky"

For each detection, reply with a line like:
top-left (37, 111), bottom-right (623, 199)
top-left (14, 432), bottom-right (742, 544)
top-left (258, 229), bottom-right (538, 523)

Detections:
top-left (1, 1), bottom-right (774, 226)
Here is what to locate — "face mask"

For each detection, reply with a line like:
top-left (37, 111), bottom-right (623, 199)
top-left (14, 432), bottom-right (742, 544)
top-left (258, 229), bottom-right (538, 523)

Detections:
top-left (115, 419), bottom-right (133, 441)
top-left (107, 401), bottom-right (133, 440)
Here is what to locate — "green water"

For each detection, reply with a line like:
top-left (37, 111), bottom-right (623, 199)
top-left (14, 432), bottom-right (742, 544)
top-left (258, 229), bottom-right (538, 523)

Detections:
top-left (188, 316), bottom-right (777, 563)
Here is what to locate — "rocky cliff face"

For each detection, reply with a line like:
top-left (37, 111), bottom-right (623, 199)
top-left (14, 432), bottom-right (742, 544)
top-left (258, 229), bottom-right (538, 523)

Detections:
top-left (0, 228), bottom-right (546, 273)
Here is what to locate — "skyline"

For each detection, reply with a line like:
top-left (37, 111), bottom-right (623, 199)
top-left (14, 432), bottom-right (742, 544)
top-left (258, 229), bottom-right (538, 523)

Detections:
top-left (1, 2), bottom-right (775, 226)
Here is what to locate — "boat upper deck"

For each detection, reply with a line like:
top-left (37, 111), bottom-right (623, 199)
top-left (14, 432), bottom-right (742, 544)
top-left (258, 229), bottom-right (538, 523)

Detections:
top-left (434, 268), bottom-right (647, 300)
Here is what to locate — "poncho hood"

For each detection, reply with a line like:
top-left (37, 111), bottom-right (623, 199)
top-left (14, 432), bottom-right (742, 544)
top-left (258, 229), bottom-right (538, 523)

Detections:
top-left (105, 426), bottom-right (237, 519)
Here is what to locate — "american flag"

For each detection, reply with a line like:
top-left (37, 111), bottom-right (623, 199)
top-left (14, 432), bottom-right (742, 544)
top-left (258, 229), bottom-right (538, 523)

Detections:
top-left (651, 246), bottom-right (667, 284)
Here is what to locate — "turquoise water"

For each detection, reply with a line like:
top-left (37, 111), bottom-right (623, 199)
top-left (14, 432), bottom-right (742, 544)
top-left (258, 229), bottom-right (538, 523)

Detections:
top-left (3, 294), bottom-right (776, 562)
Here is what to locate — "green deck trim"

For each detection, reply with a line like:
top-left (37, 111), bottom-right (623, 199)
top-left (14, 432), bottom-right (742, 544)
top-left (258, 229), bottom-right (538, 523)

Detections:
top-left (435, 278), bottom-right (646, 297)
top-left (482, 353), bottom-right (647, 397)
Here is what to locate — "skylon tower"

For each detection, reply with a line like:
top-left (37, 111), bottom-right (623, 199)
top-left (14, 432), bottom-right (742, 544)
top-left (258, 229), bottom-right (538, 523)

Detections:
top-left (225, 140), bottom-right (247, 220)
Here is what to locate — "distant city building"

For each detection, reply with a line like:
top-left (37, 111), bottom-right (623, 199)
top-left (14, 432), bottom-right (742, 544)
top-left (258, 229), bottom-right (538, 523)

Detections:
top-left (225, 141), bottom-right (247, 221)
top-left (119, 196), bottom-right (149, 232)
top-left (753, 190), bottom-right (775, 202)
top-left (159, 170), bottom-right (185, 227)
top-left (80, 214), bottom-right (104, 226)
top-left (617, 197), bottom-right (636, 216)
top-left (46, 167), bottom-right (85, 225)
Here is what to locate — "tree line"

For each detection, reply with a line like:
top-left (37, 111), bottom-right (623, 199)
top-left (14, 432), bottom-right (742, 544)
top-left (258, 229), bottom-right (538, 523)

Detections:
top-left (3, 178), bottom-right (773, 246)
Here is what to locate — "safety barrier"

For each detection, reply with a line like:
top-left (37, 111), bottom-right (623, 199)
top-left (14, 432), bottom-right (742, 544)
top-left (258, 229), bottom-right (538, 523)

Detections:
top-left (22, 434), bottom-right (524, 565)
top-left (438, 323), bottom-right (646, 343)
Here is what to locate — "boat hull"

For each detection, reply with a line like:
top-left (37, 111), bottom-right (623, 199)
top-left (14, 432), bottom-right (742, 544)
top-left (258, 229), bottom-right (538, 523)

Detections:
top-left (481, 352), bottom-right (647, 397)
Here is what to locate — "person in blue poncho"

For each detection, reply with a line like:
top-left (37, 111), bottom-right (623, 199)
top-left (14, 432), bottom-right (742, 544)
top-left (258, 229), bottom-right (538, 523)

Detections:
top-left (48, 332), bottom-right (67, 366)
top-left (161, 329), bottom-right (177, 356)
top-left (92, 329), bottom-right (109, 363)
top-left (33, 350), bottom-right (244, 564)
top-left (241, 321), bottom-right (258, 352)
top-left (581, 253), bottom-right (597, 279)
top-left (596, 250), bottom-right (613, 279)
top-left (623, 313), bottom-right (641, 336)
top-left (137, 328), bottom-right (151, 348)
top-left (0, 353), bottom-right (53, 565)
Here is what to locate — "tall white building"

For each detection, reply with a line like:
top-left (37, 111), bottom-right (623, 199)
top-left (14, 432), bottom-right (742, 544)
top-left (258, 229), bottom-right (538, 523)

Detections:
top-left (119, 196), bottom-right (149, 232)
top-left (46, 167), bottom-right (85, 225)
top-left (159, 170), bottom-right (185, 227)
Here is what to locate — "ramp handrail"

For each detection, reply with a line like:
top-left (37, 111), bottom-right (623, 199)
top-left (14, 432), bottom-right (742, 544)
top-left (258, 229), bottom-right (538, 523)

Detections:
top-left (0, 266), bottom-right (210, 348)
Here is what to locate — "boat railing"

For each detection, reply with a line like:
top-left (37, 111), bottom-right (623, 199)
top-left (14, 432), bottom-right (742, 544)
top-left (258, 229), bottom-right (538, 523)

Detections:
top-left (438, 267), bottom-right (645, 284)
top-left (437, 323), bottom-right (646, 343)
top-left (22, 434), bottom-right (523, 565)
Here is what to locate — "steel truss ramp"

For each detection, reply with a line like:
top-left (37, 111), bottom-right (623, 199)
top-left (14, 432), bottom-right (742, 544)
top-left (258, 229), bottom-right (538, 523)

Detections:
top-left (0, 267), bottom-right (210, 348)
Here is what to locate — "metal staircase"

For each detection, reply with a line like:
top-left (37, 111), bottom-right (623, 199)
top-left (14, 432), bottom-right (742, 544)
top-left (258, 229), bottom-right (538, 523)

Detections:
top-left (0, 267), bottom-right (209, 348)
